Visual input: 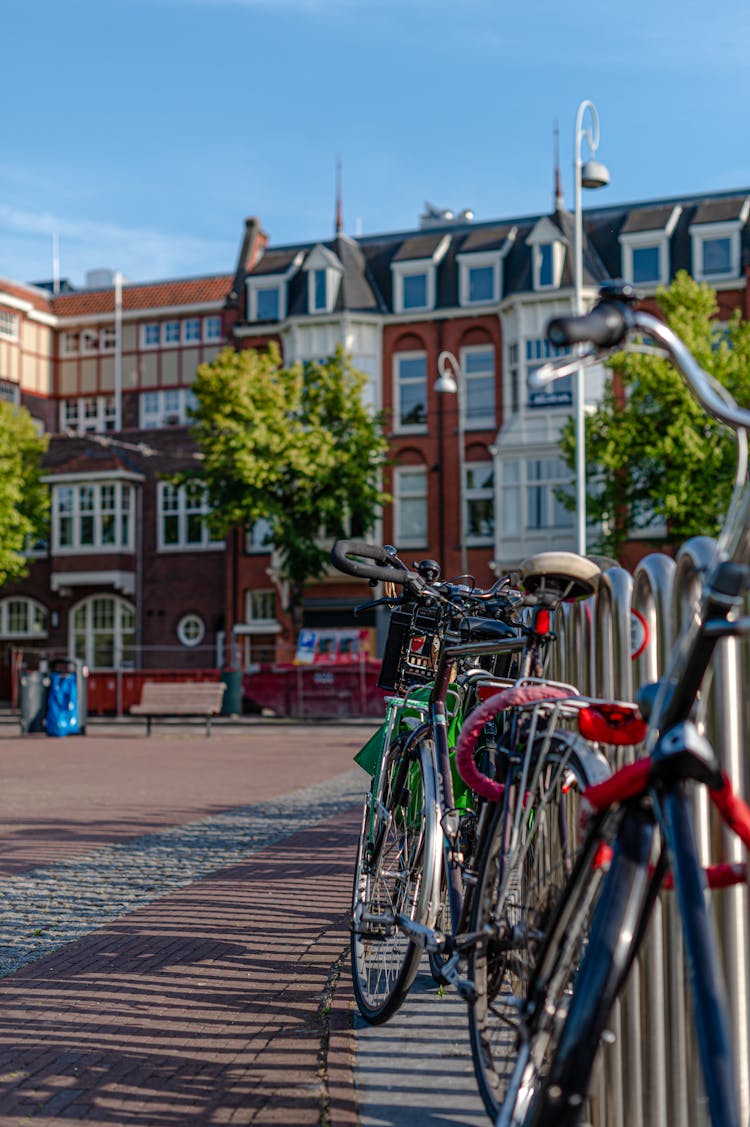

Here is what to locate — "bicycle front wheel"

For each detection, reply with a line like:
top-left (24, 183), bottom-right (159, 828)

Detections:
top-left (351, 737), bottom-right (441, 1023)
top-left (468, 732), bottom-right (610, 1121)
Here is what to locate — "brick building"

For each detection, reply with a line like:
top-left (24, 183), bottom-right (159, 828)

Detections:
top-left (0, 187), bottom-right (749, 699)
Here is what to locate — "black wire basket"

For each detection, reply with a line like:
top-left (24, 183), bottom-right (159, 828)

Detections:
top-left (377, 600), bottom-right (444, 693)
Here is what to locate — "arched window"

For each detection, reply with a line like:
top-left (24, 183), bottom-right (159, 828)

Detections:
top-left (0, 597), bottom-right (47, 638)
top-left (70, 595), bottom-right (135, 670)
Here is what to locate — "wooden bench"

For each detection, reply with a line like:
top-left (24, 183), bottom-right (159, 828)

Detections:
top-left (130, 681), bottom-right (226, 736)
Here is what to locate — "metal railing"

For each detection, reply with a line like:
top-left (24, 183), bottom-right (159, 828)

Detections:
top-left (551, 545), bottom-right (750, 1125)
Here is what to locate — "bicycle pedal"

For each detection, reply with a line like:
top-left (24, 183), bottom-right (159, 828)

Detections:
top-left (394, 913), bottom-right (444, 951)
top-left (440, 955), bottom-right (477, 1003)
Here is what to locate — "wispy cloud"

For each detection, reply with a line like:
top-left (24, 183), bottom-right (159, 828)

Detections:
top-left (0, 205), bottom-right (235, 285)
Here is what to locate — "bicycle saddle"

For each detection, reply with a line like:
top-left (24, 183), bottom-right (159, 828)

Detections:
top-left (519, 551), bottom-right (601, 602)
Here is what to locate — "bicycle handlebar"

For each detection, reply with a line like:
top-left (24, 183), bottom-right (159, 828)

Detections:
top-left (543, 286), bottom-right (750, 435)
top-left (331, 539), bottom-right (415, 585)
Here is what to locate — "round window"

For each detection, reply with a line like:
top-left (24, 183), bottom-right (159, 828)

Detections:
top-left (177, 613), bottom-right (205, 647)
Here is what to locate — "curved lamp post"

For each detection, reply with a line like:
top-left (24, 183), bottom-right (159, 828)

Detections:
top-left (435, 350), bottom-right (468, 576)
top-left (574, 99), bottom-right (610, 556)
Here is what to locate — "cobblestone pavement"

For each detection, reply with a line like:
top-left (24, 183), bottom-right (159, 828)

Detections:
top-left (0, 725), bottom-right (491, 1126)
top-left (0, 726), bottom-right (366, 1125)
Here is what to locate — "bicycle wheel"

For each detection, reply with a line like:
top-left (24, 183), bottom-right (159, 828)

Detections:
top-left (351, 736), bottom-right (441, 1023)
top-left (501, 805), bottom-right (659, 1126)
top-left (468, 732), bottom-right (611, 1122)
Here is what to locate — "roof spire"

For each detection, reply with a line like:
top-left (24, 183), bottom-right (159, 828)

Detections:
top-left (553, 120), bottom-right (564, 212)
top-left (335, 156), bottom-right (344, 235)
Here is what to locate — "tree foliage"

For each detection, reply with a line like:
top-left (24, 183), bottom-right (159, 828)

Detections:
top-left (559, 271), bottom-right (750, 556)
top-left (0, 403), bottom-right (49, 585)
top-left (185, 343), bottom-right (389, 628)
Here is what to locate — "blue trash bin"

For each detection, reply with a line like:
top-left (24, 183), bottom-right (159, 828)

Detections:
top-left (46, 670), bottom-right (80, 737)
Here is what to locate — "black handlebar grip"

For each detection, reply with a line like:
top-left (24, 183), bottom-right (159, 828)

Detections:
top-left (331, 539), bottom-right (412, 584)
top-left (547, 303), bottom-right (628, 350)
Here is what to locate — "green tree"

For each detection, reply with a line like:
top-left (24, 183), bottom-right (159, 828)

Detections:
top-left (186, 343), bottom-right (389, 635)
top-left (559, 271), bottom-right (750, 556)
top-left (0, 402), bottom-right (49, 584)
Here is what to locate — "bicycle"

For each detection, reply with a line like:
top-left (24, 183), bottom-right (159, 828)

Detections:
top-left (491, 280), bottom-right (750, 1127)
top-left (331, 540), bottom-right (603, 1028)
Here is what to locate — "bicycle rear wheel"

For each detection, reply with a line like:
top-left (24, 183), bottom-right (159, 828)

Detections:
top-left (351, 737), bottom-right (441, 1023)
top-left (468, 732), bottom-right (610, 1121)
top-left (503, 805), bottom-right (658, 1126)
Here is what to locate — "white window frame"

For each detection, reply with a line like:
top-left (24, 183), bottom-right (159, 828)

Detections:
top-left (51, 480), bottom-right (135, 554)
top-left (62, 331), bottom-right (80, 355)
top-left (307, 266), bottom-right (336, 313)
top-left (247, 278), bottom-right (285, 323)
top-left (464, 461), bottom-right (495, 545)
top-left (246, 518), bottom-right (273, 554)
top-left (203, 315), bottom-right (223, 341)
top-left (0, 597), bottom-right (47, 638)
top-left (621, 230), bottom-right (674, 288)
top-left (80, 328), bottom-right (99, 353)
top-left (70, 594), bottom-right (135, 671)
top-left (689, 219), bottom-right (745, 282)
top-left (100, 326), bottom-right (117, 351)
top-left (460, 344), bottom-right (495, 429)
top-left (532, 242), bottom-right (564, 291)
top-left (246, 588), bottom-right (277, 624)
top-left (393, 350), bottom-right (428, 434)
top-left (177, 613), bottom-right (206, 647)
top-left (457, 252), bottom-right (501, 306)
top-left (139, 387), bottom-right (196, 429)
top-left (60, 396), bottom-right (116, 434)
top-left (393, 464), bottom-right (428, 548)
top-left (141, 323), bottom-right (161, 349)
top-left (157, 481), bottom-right (224, 551)
top-left (163, 320), bottom-right (181, 346)
top-left (0, 309), bottom-right (20, 341)
top-left (391, 235), bottom-right (449, 315)
top-left (500, 455), bottom-right (573, 536)
top-left (183, 318), bottom-right (202, 343)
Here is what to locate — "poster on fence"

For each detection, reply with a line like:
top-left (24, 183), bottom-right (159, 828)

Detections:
top-left (294, 628), bottom-right (372, 664)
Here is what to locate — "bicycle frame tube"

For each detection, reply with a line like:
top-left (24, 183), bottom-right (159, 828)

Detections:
top-left (655, 783), bottom-right (741, 1127)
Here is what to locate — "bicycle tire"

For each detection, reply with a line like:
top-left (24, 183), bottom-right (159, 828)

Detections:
top-left (503, 804), bottom-right (659, 1127)
top-left (467, 731), bottom-right (611, 1122)
top-left (350, 737), bottom-right (441, 1023)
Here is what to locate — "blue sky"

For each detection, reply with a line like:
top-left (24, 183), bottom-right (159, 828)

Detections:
top-left (3, 0), bottom-right (749, 288)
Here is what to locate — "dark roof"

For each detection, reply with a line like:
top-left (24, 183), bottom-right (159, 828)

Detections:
top-left (457, 225), bottom-right (513, 253)
top-left (392, 233), bottom-right (448, 262)
top-left (691, 196), bottom-right (749, 225)
top-left (621, 205), bottom-right (679, 234)
top-left (234, 185), bottom-right (750, 322)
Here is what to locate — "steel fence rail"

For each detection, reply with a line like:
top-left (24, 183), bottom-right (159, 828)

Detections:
top-left (551, 547), bottom-right (750, 1126)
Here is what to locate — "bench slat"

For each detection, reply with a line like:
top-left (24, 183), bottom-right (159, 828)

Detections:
top-left (129, 681), bottom-right (227, 734)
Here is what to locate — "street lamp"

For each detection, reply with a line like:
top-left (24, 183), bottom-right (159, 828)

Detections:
top-left (573, 99), bottom-right (610, 556)
top-left (435, 350), bottom-right (468, 577)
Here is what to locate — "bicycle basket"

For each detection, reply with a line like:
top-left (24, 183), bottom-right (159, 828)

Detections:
top-left (378, 601), bottom-right (443, 693)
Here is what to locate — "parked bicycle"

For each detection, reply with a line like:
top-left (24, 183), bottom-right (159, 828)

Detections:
top-left (490, 281), bottom-right (750, 1126)
top-left (330, 540), bottom-right (604, 1031)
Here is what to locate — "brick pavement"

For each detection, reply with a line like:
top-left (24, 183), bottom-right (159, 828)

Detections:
top-left (0, 725), bottom-right (367, 1125)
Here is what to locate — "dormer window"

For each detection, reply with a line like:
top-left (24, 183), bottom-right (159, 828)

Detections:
top-left (620, 205), bottom-right (681, 288)
top-left (402, 272), bottom-right (428, 310)
top-left (456, 228), bottom-right (514, 307)
top-left (458, 255), bottom-right (499, 305)
top-left (246, 250), bottom-right (303, 324)
top-left (302, 245), bottom-right (343, 315)
top-left (391, 234), bottom-right (450, 314)
top-left (312, 269), bottom-right (327, 311)
top-left (537, 244), bottom-right (554, 288)
top-left (526, 217), bottom-right (566, 292)
top-left (689, 197), bottom-right (749, 283)
top-left (256, 286), bottom-right (280, 321)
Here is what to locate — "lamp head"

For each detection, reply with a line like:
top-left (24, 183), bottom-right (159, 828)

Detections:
top-left (580, 159), bottom-right (610, 190)
top-left (435, 372), bottom-right (458, 394)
